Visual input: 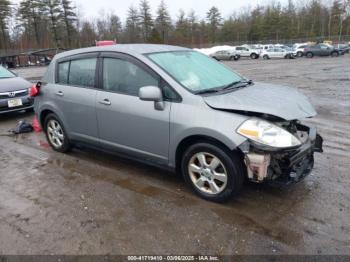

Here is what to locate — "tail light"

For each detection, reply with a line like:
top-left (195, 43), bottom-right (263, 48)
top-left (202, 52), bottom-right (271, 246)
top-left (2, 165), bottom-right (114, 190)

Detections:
top-left (29, 82), bottom-right (41, 97)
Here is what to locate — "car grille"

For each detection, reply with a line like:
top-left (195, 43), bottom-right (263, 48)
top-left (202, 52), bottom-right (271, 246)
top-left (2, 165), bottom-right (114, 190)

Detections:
top-left (0, 89), bottom-right (28, 99)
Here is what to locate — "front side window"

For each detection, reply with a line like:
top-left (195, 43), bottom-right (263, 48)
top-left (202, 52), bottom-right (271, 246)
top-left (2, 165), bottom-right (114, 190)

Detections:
top-left (103, 58), bottom-right (158, 96)
top-left (69, 58), bottom-right (96, 87)
top-left (0, 66), bottom-right (15, 78)
top-left (147, 51), bottom-right (242, 93)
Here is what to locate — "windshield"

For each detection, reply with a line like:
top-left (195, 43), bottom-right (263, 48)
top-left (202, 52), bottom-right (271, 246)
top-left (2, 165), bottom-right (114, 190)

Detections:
top-left (147, 51), bottom-right (242, 93)
top-left (0, 66), bottom-right (15, 78)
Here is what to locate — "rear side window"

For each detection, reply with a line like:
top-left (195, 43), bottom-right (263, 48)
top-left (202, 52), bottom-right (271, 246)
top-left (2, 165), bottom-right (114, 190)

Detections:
top-left (69, 58), bottom-right (96, 87)
top-left (58, 61), bottom-right (69, 84)
top-left (103, 58), bottom-right (158, 96)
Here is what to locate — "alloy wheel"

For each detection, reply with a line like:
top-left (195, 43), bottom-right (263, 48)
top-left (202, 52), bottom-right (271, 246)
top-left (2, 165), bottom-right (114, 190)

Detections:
top-left (188, 152), bottom-right (228, 195)
top-left (47, 119), bottom-right (64, 148)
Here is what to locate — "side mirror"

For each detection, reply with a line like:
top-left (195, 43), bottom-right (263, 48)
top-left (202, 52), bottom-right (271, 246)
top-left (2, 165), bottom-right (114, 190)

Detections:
top-left (139, 86), bottom-right (165, 110)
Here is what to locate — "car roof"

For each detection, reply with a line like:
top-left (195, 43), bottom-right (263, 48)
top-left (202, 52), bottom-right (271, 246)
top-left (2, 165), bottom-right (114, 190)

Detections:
top-left (54, 44), bottom-right (189, 60)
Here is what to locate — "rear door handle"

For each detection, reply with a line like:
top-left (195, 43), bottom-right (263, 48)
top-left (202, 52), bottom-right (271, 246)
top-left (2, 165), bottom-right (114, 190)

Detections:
top-left (55, 91), bottom-right (64, 97)
top-left (99, 98), bottom-right (111, 106)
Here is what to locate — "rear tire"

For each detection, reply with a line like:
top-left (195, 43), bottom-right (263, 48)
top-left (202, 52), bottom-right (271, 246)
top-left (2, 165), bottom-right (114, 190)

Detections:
top-left (263, 55), bottom-right (269, 60)
top-left (297, 51), bottom-right (303, 57)
top-left (230, 55), bottom-right (239, 61)
top-left (306, 52), bottom-right (313, 58)
top-left (44, 113), bottom-right (71, 153)
top-left (181, 142), bottom-right (244, 202)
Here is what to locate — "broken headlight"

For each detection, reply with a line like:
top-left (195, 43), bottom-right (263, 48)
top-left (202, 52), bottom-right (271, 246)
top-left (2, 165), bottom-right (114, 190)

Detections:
top-left (237, 118), bottom-right (301, 148)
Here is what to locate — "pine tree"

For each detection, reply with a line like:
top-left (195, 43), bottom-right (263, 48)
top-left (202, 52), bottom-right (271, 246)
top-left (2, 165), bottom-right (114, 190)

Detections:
top-left (79, 21), bottom-right (96, 47)
top-left (188, 10), bottom-right (198, 45)
top-left (138, 0), bottom-right (153, 42)
top-left (61, 0), bottom-right (77, 47)
top-left (125, 5), bottom-right (140, 42)
top-left (206, 6), bottom-right (222, 43)
top-left (174, 9), bottom-right (190, 44)
top-left (43, 0), bottom-right (63, 47)
top-left (18, 0), bottom-right (46, 47)
top-left (0, 0), bottom-right (11, 49)
top-left (248, 6), bottom-right (264, 41)
top-left (109, 14), bottom-right (122, 41)
top-left (155, 0), bottom-right (171, 43)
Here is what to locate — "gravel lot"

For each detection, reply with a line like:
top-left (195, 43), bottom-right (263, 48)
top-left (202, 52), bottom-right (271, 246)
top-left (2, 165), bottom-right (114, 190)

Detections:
top-left (0, 56), bottom-right (349, 255)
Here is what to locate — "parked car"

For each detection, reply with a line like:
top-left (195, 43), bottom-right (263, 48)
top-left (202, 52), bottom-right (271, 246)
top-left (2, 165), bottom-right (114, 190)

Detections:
top-left (293, 44), bottom-right (308, 57)
top-left (0, 66), bottom-right (34, 114)
top-left (303, 43), bottom-right (340, 58)
top-left (210, 50), bottom-right (240, 61)
top-left (261, 44), bottom-right (275, 50)
top-left (234, 46), bottom-right (260, 59)
top-left (262, 48), bottom-right (294, 59)
top-left (33, 44), bottom-right (323, 202)
top-left (334, 44), bottom-right (350, 54)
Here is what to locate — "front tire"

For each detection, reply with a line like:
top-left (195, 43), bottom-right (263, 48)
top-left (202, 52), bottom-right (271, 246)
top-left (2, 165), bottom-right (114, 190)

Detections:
top-left (250, 53), bottom-right (258, 59)
top-left (263, 55), bottom-right (269, 60)
top-left (181, 142), bottom-right (244, 202)
top-left (331, 51), bottom-right (339, 57)
top-left (297, 51), bottom-right (303, 57)
top-left (44, 113), bottom-right (71, 153)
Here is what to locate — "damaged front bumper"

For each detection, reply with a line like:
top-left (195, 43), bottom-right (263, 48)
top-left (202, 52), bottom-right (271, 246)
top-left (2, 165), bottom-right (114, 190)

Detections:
top-left (239, 123), bottom-right (323, 185)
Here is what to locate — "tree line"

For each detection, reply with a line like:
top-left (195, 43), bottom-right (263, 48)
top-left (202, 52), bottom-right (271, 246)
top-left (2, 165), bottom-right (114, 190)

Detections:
top-left (0, 0), bottom-right (350, 51)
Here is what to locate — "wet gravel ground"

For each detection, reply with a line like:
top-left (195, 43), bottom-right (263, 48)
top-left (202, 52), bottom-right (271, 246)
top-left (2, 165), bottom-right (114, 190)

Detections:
top-left (0, 56), bottom-right (349, 255)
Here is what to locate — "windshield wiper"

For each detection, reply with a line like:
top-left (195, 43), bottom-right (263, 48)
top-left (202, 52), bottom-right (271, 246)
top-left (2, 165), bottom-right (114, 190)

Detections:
top-left (222, 79), bottom-right (253, 90)
top-left (195, 88), bottom-right (222, 95)
top-left (195, 79), bottom-right (253, 95)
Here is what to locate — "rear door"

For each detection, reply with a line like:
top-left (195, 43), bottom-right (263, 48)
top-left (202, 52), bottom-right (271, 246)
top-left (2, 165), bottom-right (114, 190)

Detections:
top-left (319, 44), bottom-right (330, 55)
top-left (95, 52), bottom-right (173, 165)
top-left (275, 48), bottom-right (285, 58)
top-left (222, 51), bottom-right (230, 60)
top-left (54, 53), bottom-right (99, 144)
top-left (269, 49), bottom-right (278, 58)
top-left (216, 51), bottom-right (225, 60)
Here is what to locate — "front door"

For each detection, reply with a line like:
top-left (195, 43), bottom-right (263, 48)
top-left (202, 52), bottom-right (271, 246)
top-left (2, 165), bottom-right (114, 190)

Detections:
top-left (96, 53), bottom-right (171, 165)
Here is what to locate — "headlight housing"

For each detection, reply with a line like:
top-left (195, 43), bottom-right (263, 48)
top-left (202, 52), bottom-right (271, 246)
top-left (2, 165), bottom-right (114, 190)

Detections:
top-left (237, 118), bottom-right (301, 148)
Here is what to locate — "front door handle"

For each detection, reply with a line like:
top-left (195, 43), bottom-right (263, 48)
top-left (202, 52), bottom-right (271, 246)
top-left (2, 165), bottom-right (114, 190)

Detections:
top-left (99, 98), bottom-right (111, 106)
top-left (55, 91), bottom-right (64, 97)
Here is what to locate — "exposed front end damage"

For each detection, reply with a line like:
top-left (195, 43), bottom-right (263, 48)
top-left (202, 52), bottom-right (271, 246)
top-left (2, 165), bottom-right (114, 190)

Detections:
top-left (239, 122), bottom-right (323, 185)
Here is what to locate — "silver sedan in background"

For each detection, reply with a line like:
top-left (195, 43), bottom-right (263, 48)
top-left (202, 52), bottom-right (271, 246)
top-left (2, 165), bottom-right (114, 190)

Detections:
top-left (210, 50), bottom-right (240, 61)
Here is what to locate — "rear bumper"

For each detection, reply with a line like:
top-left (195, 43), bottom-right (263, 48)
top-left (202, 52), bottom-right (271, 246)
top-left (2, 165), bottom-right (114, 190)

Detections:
top-left (240, 124), bottom-right (323, 185)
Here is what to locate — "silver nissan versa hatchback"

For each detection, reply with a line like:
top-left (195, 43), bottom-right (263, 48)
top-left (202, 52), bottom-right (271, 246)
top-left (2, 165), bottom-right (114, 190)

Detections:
top-left (33, 44), bottom-right (323, 202)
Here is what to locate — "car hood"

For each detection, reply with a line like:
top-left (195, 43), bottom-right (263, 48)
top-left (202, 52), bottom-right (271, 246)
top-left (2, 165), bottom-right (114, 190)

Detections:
top-left (203, 82), bottom-right (317, 121)
top-left (0, 77), bottom-right (32, 93)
